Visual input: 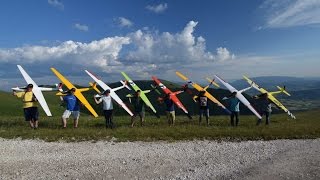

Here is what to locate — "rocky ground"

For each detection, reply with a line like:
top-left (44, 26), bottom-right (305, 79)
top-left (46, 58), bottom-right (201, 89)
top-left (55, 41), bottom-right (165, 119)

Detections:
top-left (0, 138), bottom-right (319, 180)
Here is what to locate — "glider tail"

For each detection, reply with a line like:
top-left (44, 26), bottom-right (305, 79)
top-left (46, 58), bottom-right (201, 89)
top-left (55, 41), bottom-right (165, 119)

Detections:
top-left (206, 77), bottom-right (220, 88)
top-left (89, 82), bottom-right (101, 94)
top-left (120, 80), bottom-right (131, 91)
top-left (276, 86), bottom-right (291, 96)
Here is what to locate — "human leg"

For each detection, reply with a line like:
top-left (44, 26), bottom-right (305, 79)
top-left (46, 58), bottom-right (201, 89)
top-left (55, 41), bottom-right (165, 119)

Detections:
top-left (266, 111), bottom-right (270, 125)
top-left (171, 111), bottom-right (175, 126)
top-left (205, 109), bottom-right (209, 126)
top-left (235, 112), bottom-right (239, 126)
top-left (166, 111), bottom-right (171, 125)
top-left (139, 112), bottom-right (145, 126)
top-left (62, 110), bottom-right (71, 128)
top-left (230, 112), bottom-right (235, 126)
top-left (72, 111), bottom-right (80, 128)
top-left (199, 109), bottom-right (203, 125)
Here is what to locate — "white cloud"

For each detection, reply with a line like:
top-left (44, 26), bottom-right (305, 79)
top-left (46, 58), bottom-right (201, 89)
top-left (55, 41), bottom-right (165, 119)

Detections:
top-left (117, 17), bottom-right (133, 28)
top-left (73, 23), bottom-right (89, 32)
top-left (216, 47), bottom-right (235, 61)
top-left (261, 0), bottom-right (320, 28)
top-left (0, 21), bottom-right (236, 83)
top-left (146, 3), bottom-right (168, 13)
top-left (125, 21), bottom-right (234, 64)
top-left (0, 37), bottom-right (130, 67)
top-left (48, 0), bottom-right (64, 10)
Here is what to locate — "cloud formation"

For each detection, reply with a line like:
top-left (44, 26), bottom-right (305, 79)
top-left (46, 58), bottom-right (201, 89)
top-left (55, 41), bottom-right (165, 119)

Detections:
top-left (48, 0), bottom-right (64, 10)
top-left (0, 21), bottom-right (235, 84)
top-left (117, 17), bottom-right (133, 28)
top-left (146, 3), bottom-right (168, 13)
top-left (73, 23), bottom-right (89, 32)
top-left (261, 0), bottom-right (320, 28)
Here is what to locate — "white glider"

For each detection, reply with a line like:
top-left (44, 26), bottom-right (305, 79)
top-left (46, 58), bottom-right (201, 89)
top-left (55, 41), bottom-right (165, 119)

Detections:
top-left (214, 75), bottom-right (262, 119)
top-left (85, 70), bottom-right (134, 116)
top-left (13, 65), bottom-right (54, 116)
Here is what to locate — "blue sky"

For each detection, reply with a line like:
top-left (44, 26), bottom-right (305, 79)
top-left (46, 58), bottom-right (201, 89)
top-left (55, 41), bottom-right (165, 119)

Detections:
top-left (1, 0), bottom-right (320, 90)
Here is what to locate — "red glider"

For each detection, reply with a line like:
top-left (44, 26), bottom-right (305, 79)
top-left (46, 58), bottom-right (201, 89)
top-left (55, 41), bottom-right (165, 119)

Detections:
top-left (152, 76), bottom-right (192, 119)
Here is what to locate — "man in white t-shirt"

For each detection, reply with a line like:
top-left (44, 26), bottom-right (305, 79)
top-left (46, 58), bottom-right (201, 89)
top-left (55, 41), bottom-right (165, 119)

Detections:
top-left (94, 89), bottom-right (114, 128)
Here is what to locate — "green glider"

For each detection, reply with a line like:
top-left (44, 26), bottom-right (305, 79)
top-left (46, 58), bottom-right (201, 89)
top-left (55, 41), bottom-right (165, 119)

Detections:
top-left (121, 72), bottom-right (159, 117)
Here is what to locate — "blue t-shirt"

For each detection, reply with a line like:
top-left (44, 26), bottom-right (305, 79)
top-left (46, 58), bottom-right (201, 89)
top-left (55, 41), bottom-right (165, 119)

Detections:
top-left (164, 98), bottom-right (175, 112)
top-left (229, 97), bottom-right (240, 112)
top-left (63, 94), bottom-right (80, 111)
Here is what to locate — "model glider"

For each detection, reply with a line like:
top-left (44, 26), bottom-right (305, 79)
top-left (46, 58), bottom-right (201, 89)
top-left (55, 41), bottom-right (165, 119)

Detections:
top-left (12, 65), bottom-right (54, 116)
top-left (85, 70), bottom-right (134, 116)
top-left (152, 76), bottom-right (192, 119)
top-left (51, 68), bottom-right (98, 117)
top-left (214, 75), bottom-right (262, 119)
top-left (175, 71), bottom-right (231, 114)
top-left (121, 72), bottom-right (159, 117)
top-left (243, 75), bottom-right (295, 119)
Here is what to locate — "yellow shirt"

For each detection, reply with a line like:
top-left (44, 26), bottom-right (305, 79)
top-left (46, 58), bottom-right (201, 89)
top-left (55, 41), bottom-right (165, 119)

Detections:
top-left (16, 91), bottom-right (38, 108)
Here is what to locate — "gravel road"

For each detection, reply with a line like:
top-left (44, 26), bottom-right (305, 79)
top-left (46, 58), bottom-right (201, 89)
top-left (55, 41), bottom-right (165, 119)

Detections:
top-left (0, 138), bottom-right (319, 180)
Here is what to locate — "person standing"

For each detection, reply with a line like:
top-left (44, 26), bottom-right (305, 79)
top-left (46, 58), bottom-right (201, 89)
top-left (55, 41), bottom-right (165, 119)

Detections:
top-left (195, 91), bottom-right (210, 126)
top-left (128, 90), bottom-right (145, 127)
top-left (223, 92), bottom-right (240, 126)
top-left (94, 89), bottom-right (114, 128)
top-left (158, 93), bottom-right (175, 126)
top-left (60, 88), bottom-right (80, 128)
top-left (254, 93), bottom-right (272, 125)
top-left (13, 84), bottom-right (39, 129)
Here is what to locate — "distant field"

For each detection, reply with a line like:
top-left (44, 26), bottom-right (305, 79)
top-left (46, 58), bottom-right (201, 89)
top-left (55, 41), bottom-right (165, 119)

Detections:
top-left (0, 109), bottom-right (319, 142)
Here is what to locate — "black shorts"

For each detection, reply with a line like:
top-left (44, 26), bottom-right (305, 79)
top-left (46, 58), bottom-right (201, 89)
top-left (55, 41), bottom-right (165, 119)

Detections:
top-left (24, 107), bottom-right (39, 121)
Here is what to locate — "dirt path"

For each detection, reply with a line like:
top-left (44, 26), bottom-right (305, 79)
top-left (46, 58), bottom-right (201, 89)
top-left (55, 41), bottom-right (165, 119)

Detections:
top-left (0, 138), bottom-right (319, 179)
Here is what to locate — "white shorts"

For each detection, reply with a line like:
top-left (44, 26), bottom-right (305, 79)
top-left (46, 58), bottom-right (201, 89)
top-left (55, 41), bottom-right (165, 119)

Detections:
top-left (62, 110), bottom-right (80, 119)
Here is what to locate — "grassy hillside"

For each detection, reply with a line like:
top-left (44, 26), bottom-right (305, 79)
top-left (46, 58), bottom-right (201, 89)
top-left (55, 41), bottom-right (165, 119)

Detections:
top-left (0, 109), bottom-right (319, 142)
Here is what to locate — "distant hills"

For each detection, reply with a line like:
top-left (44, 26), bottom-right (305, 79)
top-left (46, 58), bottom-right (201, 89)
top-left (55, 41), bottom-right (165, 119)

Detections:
top-left (231, 76), bottom-right (320, 91)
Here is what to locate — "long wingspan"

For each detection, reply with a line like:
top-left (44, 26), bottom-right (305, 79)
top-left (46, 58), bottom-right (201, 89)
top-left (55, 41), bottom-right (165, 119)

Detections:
top-left (176, 71), bottom-right (231, 114)
top-left (51, 68), bottom-right (98, 117)
top-left (215, 75), bottom-right (262, 119)
top-left (152, 76), bottom-right (191, 116)
top-left (85, 70), bottom-right (134, 116)
top-left (17, 65), bottom-right (52, 116)
top-left (243, 75), bottom-right (295, 119)
top-left (121, 72), bottom-right (157, 114)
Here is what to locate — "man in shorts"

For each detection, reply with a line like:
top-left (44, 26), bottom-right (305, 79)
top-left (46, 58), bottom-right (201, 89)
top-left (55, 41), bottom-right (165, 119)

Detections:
top-left (195, 91), bottom-right (210, 126)
top-left (13, 84), bottom-right (39, 129)
top-left (158, 93), bottom-right (175, 126)
top-left (129, 90), bottom-right (145, 127)
top-left (60, 88), bottom-right (80, 128)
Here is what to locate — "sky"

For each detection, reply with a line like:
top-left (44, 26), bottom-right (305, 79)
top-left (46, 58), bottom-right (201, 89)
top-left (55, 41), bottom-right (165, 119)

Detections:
top-left (1, 0), bottom-right (320, 90)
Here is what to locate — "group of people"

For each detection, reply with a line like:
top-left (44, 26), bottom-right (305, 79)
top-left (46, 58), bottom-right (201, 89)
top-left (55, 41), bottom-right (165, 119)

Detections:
top-left (13, 84), bottom-right (272, 129)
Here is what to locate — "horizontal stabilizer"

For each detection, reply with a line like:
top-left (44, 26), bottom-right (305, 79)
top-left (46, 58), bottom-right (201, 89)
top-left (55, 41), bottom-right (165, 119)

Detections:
top-left (89, 82), bottom-right (101, 93)
top-left (56, 92), bottom-right (66, 96)
top-left (277, 86), bottom-right (291, 96)
top-left (78, 88), bottom-right (90, 92)
top-left (206, 77), bottom-right (220, 88)
top-left (120, 80), bottom-right (131, 91)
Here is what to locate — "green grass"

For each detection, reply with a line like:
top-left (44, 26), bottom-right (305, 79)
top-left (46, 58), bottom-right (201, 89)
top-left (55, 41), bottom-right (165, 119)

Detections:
top-left (0, 109), bottom-right (319, 142)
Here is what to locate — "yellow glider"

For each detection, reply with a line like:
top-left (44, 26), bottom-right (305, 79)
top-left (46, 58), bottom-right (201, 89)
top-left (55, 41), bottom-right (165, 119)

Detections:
top-left (243, 75), bottom-right (295, 119)
top-left (51, 68), bottom-right (99, 118)
top-left (176, 71), bottom-right (231, 114)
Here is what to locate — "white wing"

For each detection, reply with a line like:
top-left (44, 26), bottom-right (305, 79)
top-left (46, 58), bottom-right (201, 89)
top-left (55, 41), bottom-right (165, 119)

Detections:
top-left (85, 70), bottom-right (134, 116)
top-left (215, 75), bottom-right (262, 119)
top-left (17, 65), bottom-right (52, 116)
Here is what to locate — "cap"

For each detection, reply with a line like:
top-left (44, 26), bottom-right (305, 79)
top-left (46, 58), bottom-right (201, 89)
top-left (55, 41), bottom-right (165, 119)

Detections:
top-left (103, 89), bottom-right (110, 94)
top-left (27, 84), bottom-right (33, 88)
